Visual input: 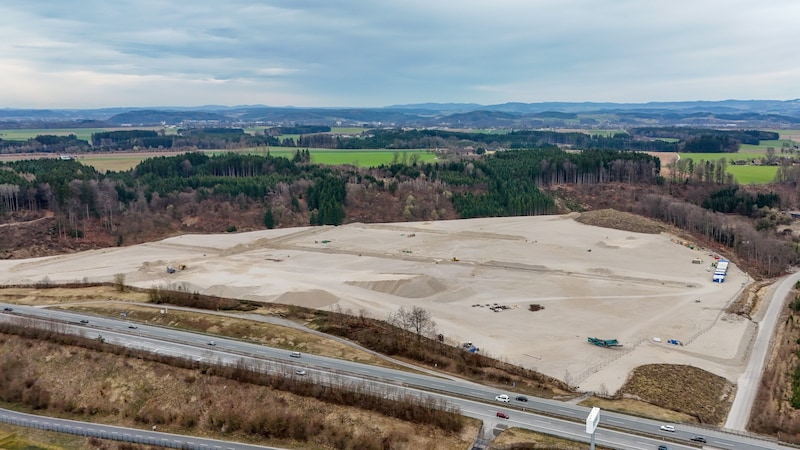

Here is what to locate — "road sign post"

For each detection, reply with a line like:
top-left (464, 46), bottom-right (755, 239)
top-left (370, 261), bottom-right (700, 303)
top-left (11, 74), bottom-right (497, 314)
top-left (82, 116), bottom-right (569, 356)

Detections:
top-left (586, 407), bottom-right (600, 450)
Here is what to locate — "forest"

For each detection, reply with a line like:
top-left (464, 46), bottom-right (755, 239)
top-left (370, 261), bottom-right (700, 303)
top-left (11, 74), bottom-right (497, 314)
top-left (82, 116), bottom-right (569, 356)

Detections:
top-left (0, 125), bottom-right (781, 154)
top-left (1, 141), bottom-right (795, 278)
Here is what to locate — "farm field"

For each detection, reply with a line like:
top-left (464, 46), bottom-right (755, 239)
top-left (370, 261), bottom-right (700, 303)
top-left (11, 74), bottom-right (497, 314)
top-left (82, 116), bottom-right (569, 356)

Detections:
top-left (740, 139), bottom-right (796, 152)
top-left (0, 127), bottom-right (172, 142)
top-left (1, 148), bottom-right (440, 172)
top-left (206, 148), bottom-right (438, 168)
top-left (726, 165), bottom-right (778, 184)
top-left (677, 152), bottom-right (764, 162)
top-left (677, 152), bottom-right (776, 184)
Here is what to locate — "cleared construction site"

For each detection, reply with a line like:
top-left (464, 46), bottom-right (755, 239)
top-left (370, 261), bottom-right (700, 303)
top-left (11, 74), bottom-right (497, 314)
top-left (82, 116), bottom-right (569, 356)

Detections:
top-left (0, 213), bottom-right (753, 394)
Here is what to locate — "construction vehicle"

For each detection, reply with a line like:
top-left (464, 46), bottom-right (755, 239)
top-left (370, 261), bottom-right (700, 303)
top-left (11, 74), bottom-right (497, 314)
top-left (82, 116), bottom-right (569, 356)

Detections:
top-left (587, 337), bottom-right (622, 348)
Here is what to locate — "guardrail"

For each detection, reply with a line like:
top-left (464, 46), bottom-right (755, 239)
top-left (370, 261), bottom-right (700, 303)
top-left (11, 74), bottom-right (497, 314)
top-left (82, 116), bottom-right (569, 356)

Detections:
top-left (0, 410), bottom-right (262, 449)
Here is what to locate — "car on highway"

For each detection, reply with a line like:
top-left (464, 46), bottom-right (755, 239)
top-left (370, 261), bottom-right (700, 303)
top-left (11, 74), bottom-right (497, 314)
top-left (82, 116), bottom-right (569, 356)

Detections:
top-left (207, 341), bottom-right (216, 346)
top-left (515, 395), bottom-right (528, 402)
top-left (79, 319), bottom-right (89, 324)
top-left (496, 411), bottom-right (509, 419)
top-left (495, 394), bottom-right (510, 403)
top-left (295, 369), bottom-right (307, 376)
top-left (690, 436), bottom-right (706, 443)
top-left (657, 445), bottom-right (669, 450)
top-left (3, 307), bottom-right (12, 312)
top-left (659, 424), bottom-right (675, 432)
top-left (128, 325), bottom-right (138, 329)
top-left (290, 351), bottom-right (301, 358)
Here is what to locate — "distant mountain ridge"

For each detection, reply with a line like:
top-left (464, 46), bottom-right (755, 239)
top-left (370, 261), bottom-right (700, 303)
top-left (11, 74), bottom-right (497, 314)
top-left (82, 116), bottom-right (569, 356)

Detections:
top-left (1, 99), bottom-right (799, 129)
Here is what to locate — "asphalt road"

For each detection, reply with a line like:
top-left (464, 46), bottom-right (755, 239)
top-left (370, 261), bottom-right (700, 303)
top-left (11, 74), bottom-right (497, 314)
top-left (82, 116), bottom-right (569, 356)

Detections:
top-left (725, 271), bottom-right (800, 430)
top-left (0, 303), bottom-right (794, 449)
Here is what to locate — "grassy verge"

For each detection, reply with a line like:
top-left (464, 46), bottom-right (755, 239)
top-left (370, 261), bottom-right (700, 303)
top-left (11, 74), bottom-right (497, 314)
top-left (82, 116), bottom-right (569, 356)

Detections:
top-left (0, 322), bottom-right (474, 450)
top-left (490, 427), bottom-right (614, 450)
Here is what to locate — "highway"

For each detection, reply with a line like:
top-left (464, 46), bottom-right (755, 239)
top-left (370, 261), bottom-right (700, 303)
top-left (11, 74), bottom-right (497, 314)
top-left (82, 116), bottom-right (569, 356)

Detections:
top-left (0, 303), bottom-right (794, 449)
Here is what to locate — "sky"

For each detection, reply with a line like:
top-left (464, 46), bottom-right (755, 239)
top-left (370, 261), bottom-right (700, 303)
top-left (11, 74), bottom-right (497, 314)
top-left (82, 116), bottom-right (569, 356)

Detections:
top-left (1, 0), bottom-right (799, 109)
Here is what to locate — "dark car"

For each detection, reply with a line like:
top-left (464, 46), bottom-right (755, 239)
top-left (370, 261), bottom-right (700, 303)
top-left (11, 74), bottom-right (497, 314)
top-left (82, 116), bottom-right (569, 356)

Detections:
top-left (515, 395), bottom-right (528, 402)
top-left (657, 446), bottom-right (669, 450)
top-left (496, 411), bottom-right (509, 419)
top-left (690, 436), bottom-right (707, 443)
top-left (3, 307), bottom-right (12, 312)
top-left (79, 319), bottom-right (89, 324)
top-left (128, 325), bottom-right (138, 329)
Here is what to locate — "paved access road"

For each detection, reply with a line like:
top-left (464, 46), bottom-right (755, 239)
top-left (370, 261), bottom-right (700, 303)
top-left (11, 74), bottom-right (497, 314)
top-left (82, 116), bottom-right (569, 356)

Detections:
top-left (725, 271), bottom-right (800, 430)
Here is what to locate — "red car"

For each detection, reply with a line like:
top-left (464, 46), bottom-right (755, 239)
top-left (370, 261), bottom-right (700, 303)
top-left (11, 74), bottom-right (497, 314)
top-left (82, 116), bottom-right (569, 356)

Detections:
top-left (496, 411), bottom-right (509, 419)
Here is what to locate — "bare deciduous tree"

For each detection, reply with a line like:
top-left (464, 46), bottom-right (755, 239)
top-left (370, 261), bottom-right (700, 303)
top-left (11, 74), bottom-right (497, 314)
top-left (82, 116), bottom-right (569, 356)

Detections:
top-left (390, 306), bottom-right (436, 341)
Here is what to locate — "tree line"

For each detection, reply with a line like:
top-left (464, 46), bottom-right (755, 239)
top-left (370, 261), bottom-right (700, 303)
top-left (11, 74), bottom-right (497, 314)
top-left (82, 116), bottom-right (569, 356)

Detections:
top-left (0, 125), bottom-right (781, 156)
top-left (2, 144), bottom-right (797, 276)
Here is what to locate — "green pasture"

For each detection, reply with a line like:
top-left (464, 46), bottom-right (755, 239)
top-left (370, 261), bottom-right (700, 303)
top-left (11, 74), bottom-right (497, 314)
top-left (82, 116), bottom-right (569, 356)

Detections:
top-left (217, 148), bottom-right (438, 167)
top-left (0, 127), bottom-right (170, 142)
top-left (739, 139), bottom-right (797, 152)
top-left (725, 165), bottom-right (778, 184)
top-left (678, 152), bottom-right (763, 162)
top-left (0, 128), bottom-right (109, 142)
top-left (81, 148), bottom-right (438, 172)
top-left (677, 152), bottom-right (779, 184)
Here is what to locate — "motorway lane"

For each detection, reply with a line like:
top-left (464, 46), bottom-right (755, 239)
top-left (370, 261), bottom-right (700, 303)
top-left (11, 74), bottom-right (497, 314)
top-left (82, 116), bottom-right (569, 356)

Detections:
top-left (0, 303), bottom-right (794, 449)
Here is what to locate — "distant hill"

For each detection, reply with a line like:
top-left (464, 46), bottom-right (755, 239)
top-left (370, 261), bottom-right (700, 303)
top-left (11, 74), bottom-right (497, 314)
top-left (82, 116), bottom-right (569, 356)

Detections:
top-left (1, 99), bottom-right (799, 129)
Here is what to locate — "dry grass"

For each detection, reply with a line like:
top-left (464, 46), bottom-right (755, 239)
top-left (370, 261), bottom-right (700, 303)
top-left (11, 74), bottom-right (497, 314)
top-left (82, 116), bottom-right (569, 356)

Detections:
top-left (490, 427), bottom-right (613, 450)
top-left (0, 423), bottom-right (82, 449)
top-left (0, 286), bottom-right (149, 306)
top-left (726, 279), bottom-right (773, 317)
top-left (579, 397), bottom-right (695, 423)
top-left (0, 333), bottom-right (479, 450)
top-left (615, 364), bottom-right (734, 425)
top-left (574, 209), bottom-right (665, 234)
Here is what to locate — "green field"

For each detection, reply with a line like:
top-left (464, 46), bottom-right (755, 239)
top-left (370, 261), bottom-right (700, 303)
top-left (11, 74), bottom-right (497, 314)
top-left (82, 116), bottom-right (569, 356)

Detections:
top-left (0, 128), bottom-right (111, 141)
top-left (725, 165), bottom-right (778, 184)
top-left (677, 152), bottom-right (779, 184)
top-left (677, 152), bottom-right (763, 162)
top-left (79, 148), bottom-right (438, 172)
top-left (739, 139), bottom-right (796, 152)
top-left (0, 127), bottom-right (171, 142)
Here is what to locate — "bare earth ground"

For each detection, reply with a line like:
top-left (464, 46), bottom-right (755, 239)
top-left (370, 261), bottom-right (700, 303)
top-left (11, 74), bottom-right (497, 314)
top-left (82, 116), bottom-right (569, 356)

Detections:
top-left (0, 214), bottom-right (752, 394)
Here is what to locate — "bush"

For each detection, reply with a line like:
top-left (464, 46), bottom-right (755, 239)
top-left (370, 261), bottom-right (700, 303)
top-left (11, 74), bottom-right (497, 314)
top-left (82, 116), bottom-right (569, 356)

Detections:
top-left (529, 304), bottom-right (545, 312)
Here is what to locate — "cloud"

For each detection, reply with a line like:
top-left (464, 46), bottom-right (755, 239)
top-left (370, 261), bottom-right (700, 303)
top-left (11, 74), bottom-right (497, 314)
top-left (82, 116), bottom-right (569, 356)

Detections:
top-left (0, 0), bottom-right (798, 108)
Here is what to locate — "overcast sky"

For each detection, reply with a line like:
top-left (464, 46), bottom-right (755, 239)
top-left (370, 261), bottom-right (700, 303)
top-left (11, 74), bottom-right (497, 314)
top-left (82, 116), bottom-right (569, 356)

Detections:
top-left (1, 1), bottom-right (799, 108)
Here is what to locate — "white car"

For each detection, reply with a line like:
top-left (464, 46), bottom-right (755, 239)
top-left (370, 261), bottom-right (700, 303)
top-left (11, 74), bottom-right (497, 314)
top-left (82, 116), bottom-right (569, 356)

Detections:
top-left (660, 425), bottom-right (676, 432)
top-left (295, 369), bottom-right (307, 376)
top-left (495, 394), bottom-right (510, 403)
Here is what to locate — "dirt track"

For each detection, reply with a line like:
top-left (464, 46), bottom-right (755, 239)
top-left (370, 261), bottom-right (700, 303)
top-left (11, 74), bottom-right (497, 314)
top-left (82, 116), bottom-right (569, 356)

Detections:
top-left (0, 214), bottom-right (753, 394)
